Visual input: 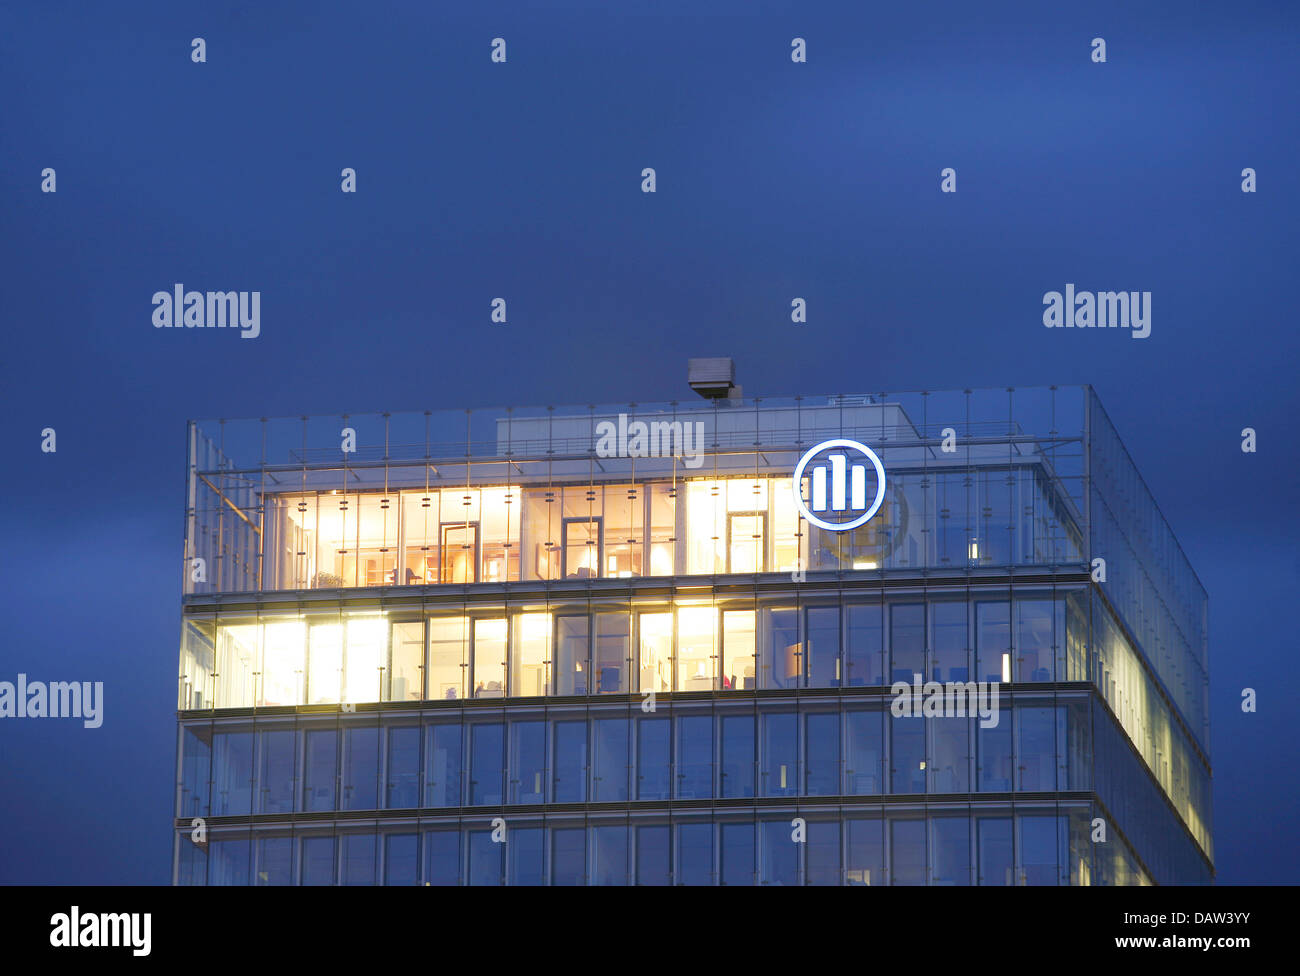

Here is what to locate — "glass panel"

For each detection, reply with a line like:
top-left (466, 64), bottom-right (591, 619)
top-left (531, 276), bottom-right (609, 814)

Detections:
top-left (521, 488), bottom-right (559, 581)
top-left (805, 712), bottom-right (840, 796)
top-left (636, 825), bottom-right (671, 886)
top-left (806, 607), bottom-right (840, 688)
top-left (929, 717), bottom-right (970, 794)
top-left (675, 714), bottom-right (713, 799)
top-left (300, 835), bottom-right (335, 886)
top-left (427, 617), bottom-right (466, 701)
top-left (211, 729), bottom-right (253, 816)
top-left (845, 707), bottom-right (884, 794)
top-left (356, 494), bottom-right (397, 586)
top-left (977, 716), bottom-right (1013, 792)
top-left (638, 613), bottom-right (672, 693)
top-left (508, 826), bottom-right (546, 885)
top-left (509, 720), bottom-right (546, 804)
top-left (977, 816), bottom-right (1013, 885)
top-left (604, 484), bottom-right (643, 578)
top-left (1016, 598), bottom-right (1057, 682)
top-left (341, 832), bottom-right (377, 885)
top-left (341, 725), bottom-right (379, 810)
top-left (677, 823), bottom-right (713, 885)
top-left (890, 715), bottom-right (925, 794)
top-left (720, 713), bottom-right (755, 799)
top-left (685, 482), bottom-right (725, 574)
top-left (469, 722), bottom-right (504, 806)
top-left (930, 816), bottom-right (971, 885)
top-left (384, 833), bottom-right (418, 886)
top-left (846, 816), bottom-right (883, 885)
top-left (467, 829), bottom-right (502, 886)
top-left (387, 621), bottom-right (423, 702)
top-left (720, 822), bottom-right (754, 886)
top-left (675, 607), bottom-right (717, 691)
top-left (761, 608), bottom-right (800, 689)
top-left (721, 610), bottom-right (756, 691)
top-left (480, 487), bottom-right (519, 583)
top-left (563, 517), bottom-right (601, 579)
top-left (889, 603), bottom-right (924, 684)
top-left (307, 622), bottom-right (343, 704)
top-left (647, 483), bottom-right (676, 577)
top-left (845, 604), bottom-right (884, 686)
top-left (594, 613), bottom-right (630, 694)
top-left (976, 600), bottom-right (1011, 683)
top-left (806, 822), bottom-right (840, 886)
top-left (344, 616), bottom-right (385, 704)
top-left (1016, 706), bottom-right (1058, 791)
top-left (1017, 814), bottom-right (1061, 885)
top-left (930, 602), bottom-right (968, 682)
top-left (555, 616), bottom-right (590, 696)
top-left (511, 612), bottom-right (550, 697)
top-left (592, 716), bottom-right (630, 802)
top-left (760, 820), bottom-right (798, 886)
top-left (441, 522), bottom-right (477, 584)
top-left (402, 491), bottom-right (439, 584)
top-left (424, 723), bottom-right (462, 807)
top-left (889, 816), bottom-right (926, 885)
top-left (552, 828), bottom-right (586, 885)
top-left (472, 618), bottom-right (506, 699)
top-left (260, 619), bottom-right (305, 706)
top-left (179, 725), bottom-right (211, 819)
top-left (593, 825), bottom-right (629, 885)
top-left (760, 712), bottom-right (797, 797)
top-left (552, 720), bottom-right (588, 803)
top-left (385, 725), bottom-right (420, 808)
top-left (771, 477), bottom-right (800, 573)
top-left (256, 728), bottom-right (295, 814)
top-left (255, 836), bottom-right (293, 886)
top-left (423, 829), bottom-right (460, 885)
top-left (302, 728), bottom-right (337, 812)
top-left (728, 513), bottom-right (765, 573)
top-left (637, 717), bottom-right (670, 800)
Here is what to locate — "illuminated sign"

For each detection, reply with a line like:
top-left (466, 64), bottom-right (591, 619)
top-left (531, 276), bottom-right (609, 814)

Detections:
top-left (792, 438), bottom-right (886, 531)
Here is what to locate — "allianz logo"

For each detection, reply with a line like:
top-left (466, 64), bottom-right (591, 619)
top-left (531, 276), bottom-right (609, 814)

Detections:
top-left (793, 438), bottom-right (886, 532)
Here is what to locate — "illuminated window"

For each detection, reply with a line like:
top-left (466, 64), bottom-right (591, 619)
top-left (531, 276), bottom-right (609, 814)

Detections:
top-left (638, 613), bottom-right (673, 692)
top-left (387, 621), bottom-right (423, 702)
top-left (685, 482), bottom-right (725, 574)
top-left (555, 616), bottom-right (590, 695)
top-left (675, 606), bottom-right (717, 691)
top-left (344, 616), bottom-right (385, 704)
top-left (771, 478), bottom-right (800, 573)
top-left (472, 618), bottom-right (507, 698)
top-left (647, 484), bottom-right (676, 577)
top-left (480, 487), bottom-right (519, 582)
top-left (307, 622), bottom-right (343, 704)
top-left (594, 613), bottom-right (630, 694)
top-left (401, 491), bottom-right (440, 585)
top-left (428, 617), bottom-right (466, 700)
top-left (510, 612), bottom-right (551, 697)
top-left (721, 610), bottom-right (756, 691)
top-left (260, 618), bottom-right (306, 706)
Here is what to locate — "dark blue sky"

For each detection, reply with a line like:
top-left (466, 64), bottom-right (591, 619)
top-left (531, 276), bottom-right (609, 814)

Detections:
top-left (1, 1), bottom-right (1295, 883)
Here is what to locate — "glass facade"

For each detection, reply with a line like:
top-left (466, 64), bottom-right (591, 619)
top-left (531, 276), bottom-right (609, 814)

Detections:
top-left (174, 386), bottom-right (1211, 884)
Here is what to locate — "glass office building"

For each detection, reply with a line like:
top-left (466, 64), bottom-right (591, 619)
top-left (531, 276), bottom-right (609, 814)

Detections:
top-left (172, 382), bottom-right (1212, 885)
